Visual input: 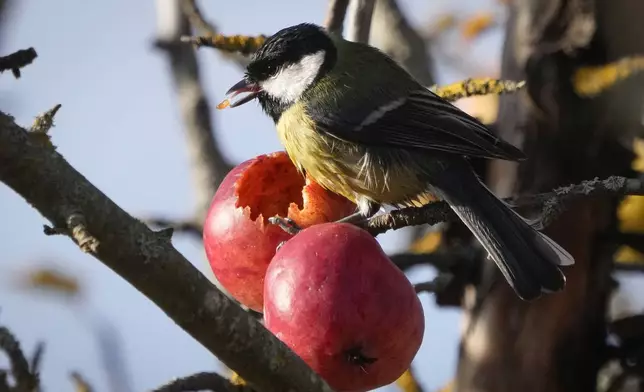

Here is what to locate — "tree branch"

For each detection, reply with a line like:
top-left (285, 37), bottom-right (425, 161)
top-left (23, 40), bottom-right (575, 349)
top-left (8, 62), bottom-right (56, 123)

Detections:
top-left (145, 216), bottom-right (203, 238)
top-left (613, 262), bottom-right (644, 273)
top-left (369, 0), bottom-right (433, 85)
top-left (414, 273), bottom-right (454, 294)
top-left (154, 0), bottom-right (232, 225)
top-left (0, 325), bottom-right (39, 391)
top-left (366, 176), bottom-right (644, 235)
top-left (153, 372), bottom-right (253, 392)
top-left (608, 232), bottom-right (644, 255)
top-left (180, 0), bottom-right (216, 36)
top-left (390, 251), bottom-right (460, 272)
top-left (324, 0), bottom-right (350, 35)
top-left (70, 371), bottom-right (93, 392)
top-left (0, 48), bottom-right (37, 78)
top-left (345, 0), bottom-right (375, 43)
top-left (0, 111), bottom-right (331, 392)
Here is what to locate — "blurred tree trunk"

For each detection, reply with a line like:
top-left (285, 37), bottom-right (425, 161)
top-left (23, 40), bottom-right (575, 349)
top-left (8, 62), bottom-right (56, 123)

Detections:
top-left (455, 1), bottom-right (644, 392)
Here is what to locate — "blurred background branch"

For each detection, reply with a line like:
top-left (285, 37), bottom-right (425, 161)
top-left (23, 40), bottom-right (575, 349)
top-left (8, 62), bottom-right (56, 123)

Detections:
top-left (369, 0), bottom-right (433, 86)
top-left (0, 325), bottom-right (40, 391)
top-left (324, 0), bottom-right (350, 35)
top-left (0, 47), bottom-right (37, 78)
top-left (152, 0), bottom-right (232, 233)
top-left (345, 0), bottom-right (375, 43)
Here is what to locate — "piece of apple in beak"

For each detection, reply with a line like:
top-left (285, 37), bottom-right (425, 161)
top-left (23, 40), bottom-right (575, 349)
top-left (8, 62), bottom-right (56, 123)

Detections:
top-left (217, 79), bottom-right (262, 109)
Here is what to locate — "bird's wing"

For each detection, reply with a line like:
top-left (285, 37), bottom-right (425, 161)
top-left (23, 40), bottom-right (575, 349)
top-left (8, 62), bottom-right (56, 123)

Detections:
top-left (306, 88), bottom-right (526, 161)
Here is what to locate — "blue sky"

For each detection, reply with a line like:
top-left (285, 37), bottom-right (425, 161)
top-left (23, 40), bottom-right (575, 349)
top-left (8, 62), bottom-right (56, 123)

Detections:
top-left (5, 1), bottom-right (638, 392)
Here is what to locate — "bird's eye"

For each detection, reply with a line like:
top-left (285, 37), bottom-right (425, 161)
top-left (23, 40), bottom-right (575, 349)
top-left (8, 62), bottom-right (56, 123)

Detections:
top-left (265, 62), bottom-right (279, 75)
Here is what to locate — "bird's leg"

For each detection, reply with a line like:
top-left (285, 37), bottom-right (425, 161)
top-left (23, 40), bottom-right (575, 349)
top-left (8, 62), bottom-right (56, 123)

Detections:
top-left (335, 199), bottom-right (380, 225)
top-left (268, 216), bottom-right (302, 235)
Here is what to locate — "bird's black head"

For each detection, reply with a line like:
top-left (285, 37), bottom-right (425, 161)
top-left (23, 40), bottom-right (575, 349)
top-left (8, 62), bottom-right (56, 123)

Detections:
top-left (219, 23), bottom-right (338, 122)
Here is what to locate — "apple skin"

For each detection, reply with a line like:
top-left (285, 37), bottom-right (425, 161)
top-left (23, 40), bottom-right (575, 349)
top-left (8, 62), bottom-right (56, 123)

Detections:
top-left (203, 152), bottom-right (355, 312)
top-left (264, 222), bottom-right (425, 392)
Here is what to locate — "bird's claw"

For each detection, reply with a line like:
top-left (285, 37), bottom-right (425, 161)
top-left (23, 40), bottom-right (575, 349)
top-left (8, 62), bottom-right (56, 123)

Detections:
top-left (276, 240), bottom-right (287, 252)
top-left (268, 216), bottom-right (302, 235)
top-left (334, 212), bottom-right (371, 227)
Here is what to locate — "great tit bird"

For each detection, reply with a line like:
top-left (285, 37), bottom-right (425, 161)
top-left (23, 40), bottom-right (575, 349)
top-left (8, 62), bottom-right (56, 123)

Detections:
top-left (219, 23), bottom-right (574, 300)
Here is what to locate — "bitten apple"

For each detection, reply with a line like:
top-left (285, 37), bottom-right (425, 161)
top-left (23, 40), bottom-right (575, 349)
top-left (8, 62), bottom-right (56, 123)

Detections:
top-left (203, 152), bottom-right (355, 312)
top-left (264, 222), bottom-right (425, 392)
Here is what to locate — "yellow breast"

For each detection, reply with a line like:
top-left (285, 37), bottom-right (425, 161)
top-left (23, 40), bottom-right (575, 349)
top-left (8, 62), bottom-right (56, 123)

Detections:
top-left (275, 102), bottom-right (432, 207)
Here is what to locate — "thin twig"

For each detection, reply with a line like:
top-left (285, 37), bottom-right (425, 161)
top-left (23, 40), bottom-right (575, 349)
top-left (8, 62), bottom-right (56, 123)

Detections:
top-left (145, 217), bottom-right (203, 238)
top-left (29, 342), bottom-right (45, 375)
top-left (153, 372), bottom-right (253, 392)
top-left (390, 252), bottom-right (459, 272)
top-left (0, 111), bottom-right (332, 392)
top-left (366, 176), bottom-right (644, 235)
top-left (70, 371), bottom-right (93, 392)
top-left (180, 0), bottom-right (216, 35)
top-left (181, 34), bottom-right (266, 56)
top-left (324, 0), bottom-right (350, 35)
top-left (607, 232), bottom-right (644, 255)
top-left (345, 0), bottom-right (376, 43)
top-left (414, 273), bottom-right (454, 294)
top-left (0, 326), bottom-right (39, 391)
top-left (0, 48), bottom-right (37, 78)
top-left (613, 262), bottom-right (644, 273)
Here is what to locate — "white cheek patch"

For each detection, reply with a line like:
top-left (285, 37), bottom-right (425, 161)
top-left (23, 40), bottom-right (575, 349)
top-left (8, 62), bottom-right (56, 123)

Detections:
top-left (261, 50), bottom-right (326, 104)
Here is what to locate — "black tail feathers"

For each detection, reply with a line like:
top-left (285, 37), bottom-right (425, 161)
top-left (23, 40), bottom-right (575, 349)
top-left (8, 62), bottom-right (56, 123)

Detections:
top-left (433, 163), bottom-right (574, 300)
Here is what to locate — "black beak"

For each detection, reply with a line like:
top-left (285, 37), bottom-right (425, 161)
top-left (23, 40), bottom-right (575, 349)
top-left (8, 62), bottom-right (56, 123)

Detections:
top-left (218, 79), bottom-right (262, 109)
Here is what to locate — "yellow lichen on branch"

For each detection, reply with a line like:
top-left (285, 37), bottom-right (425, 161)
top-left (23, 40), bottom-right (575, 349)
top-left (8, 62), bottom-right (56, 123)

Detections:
top-left (432, 78), bottom-right (526, 103)
top-left (615, 138), bottom-right (644, 264)
top-left (426, 14), bottom-right (457, 38)
top-left (573, 55), bottom-right (644, 97)
top-left (182, 34), bottom-right (267, 56)
top-left (28, 104), bottom-right (62, 149)
top-left (461, 13), bottom-right (496, 41)
top-left (23, 268), bottom-right (80, 296)
top-left (438, 380), bottom-right (454, 392)
top-left (230, 371), bottom-right (247, 386)
top-left (395, 368), bottom-right (423, 392)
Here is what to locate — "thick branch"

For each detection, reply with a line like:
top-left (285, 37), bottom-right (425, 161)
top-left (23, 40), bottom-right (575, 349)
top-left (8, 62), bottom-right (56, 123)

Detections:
top-left (153, 372), bottom-right (253, 392)
top-left (0, 112), bottom-right (331, 392)
top-left (366, 176), bottom-right (644, 235)
top-left (155, 0), bottom-right (232, 223)
top-left (324, 0), bottom-right (350, 35)
top-left (345, 0), bottom-right (375, 43)
top-left (0, 48), bottom-right (37, 78)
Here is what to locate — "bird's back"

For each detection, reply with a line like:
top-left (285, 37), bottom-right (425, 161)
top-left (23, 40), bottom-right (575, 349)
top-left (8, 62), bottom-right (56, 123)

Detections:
top-left (275, 38), bottom-right (436, 207)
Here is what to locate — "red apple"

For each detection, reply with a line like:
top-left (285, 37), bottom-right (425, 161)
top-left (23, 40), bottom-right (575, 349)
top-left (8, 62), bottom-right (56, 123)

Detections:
top-left (203, 152), bottom-right (355, 312)
top-left (264, 223), bottom-right (425, 392)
